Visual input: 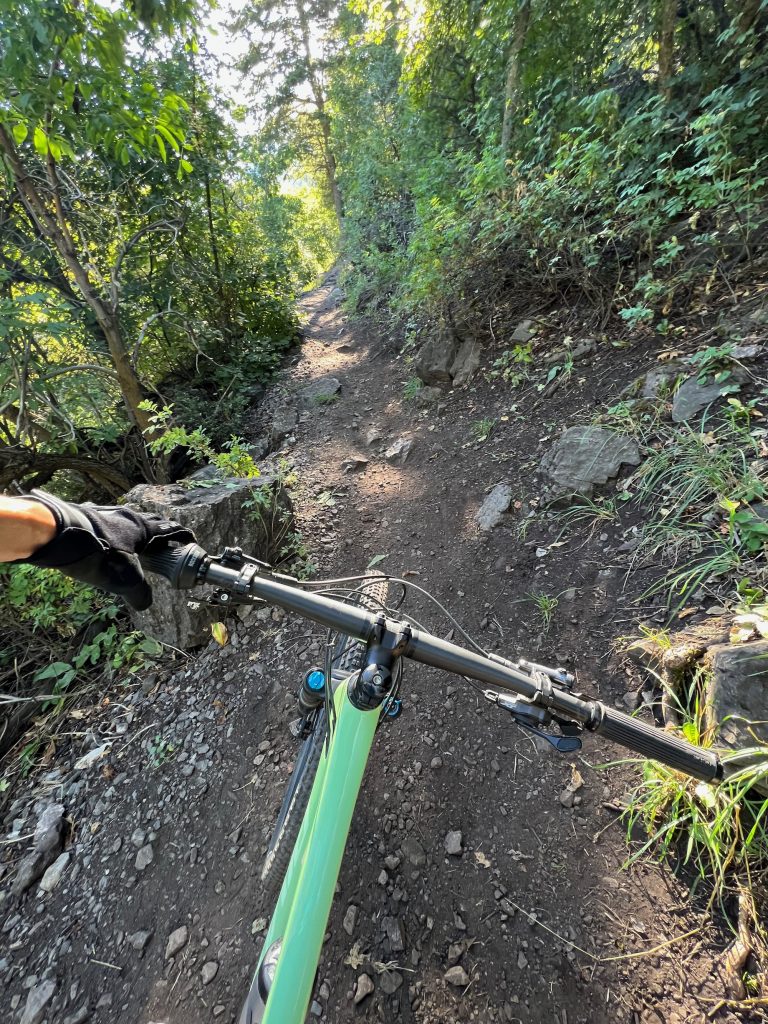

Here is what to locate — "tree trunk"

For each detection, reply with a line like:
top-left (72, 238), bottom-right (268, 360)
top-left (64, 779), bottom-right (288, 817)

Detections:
top-left (0, 125), bottom-right (152, 436)
top-left (296, 0), bottom-right (343, 228)
top-left (500, 0), bottom-right (532, 162)
top-left (658, 0), bottom-right (677, 98)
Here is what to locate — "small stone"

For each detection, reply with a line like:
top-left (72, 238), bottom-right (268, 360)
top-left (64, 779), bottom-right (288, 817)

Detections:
top-left (95, 993), bottom-right (112, 1010)
top-left (383, 916), bottom-right (405, 952)
top-left (61, 1006), bottom-right (90, 1024)
top-left (310, 999), bottom-right (323, 1016)
top-left (39, 851), bottom-right (70, 892)
top-left (33, 803), bottom-right (65, 854)
top-left (20, 979), bottom-right (56, 1024)
top-left (165, 925), bottom-right (189, 959)
top-left (444, 830), bottom-right (463, 856)
top-left (213, 1007), bottom-right (226, 1018)
top-left (127, 930), bottom-right (153, 955)
top-left (430, 756), bottom-right (443, 769)
top-left (342, 905), bottom-right (358, 936)
top-left (385, 437), bottom-right (414, 464)
top-left (517, 950), bottom-right (529, 969)
top-left (135, 844), bottom-right (154, 871)
top-left (444, 965), bottom-right (470, 987)
top-left (380, 970), bottom-right (403, 995)
top-left (342, 457), bottom-right (368, 474)
top-left (354, 974), bottom-right (374, 1004)
top-left (401, 836), bottom-right (426, 867)
top-left (130, 827), bottom-right (146, 848)
top-left (202, 961), bottom-right (219, 985)
top-left (384, 854), bottom-right (401, 871)
top-left (559, 789), bottom-right (575, 808)
top-left (378, 869), bottom-right (389, 885)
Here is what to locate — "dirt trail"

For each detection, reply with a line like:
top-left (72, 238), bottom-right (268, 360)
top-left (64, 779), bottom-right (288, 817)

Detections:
top-left (1, 275), bottom-right (745, 1024)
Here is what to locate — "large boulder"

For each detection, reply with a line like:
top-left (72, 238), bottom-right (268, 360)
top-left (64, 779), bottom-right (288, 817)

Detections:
top-left (414, 328), bottom-right (461, 385)
top-left (538, 426), bottom-right (641, 500)
top-left (450, 338), bottom-right (482, 387)
top-left (124, 473), bottom-right (293, 647)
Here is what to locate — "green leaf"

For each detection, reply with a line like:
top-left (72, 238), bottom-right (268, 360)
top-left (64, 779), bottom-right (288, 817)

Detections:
top-left (154, 133), bottom-right (167, 162)
top-left (139, 637), bottom-right (163, 656)
top-left (366, 554), bottom-right (388, 568)
top-left (35, 661), bottom-right (75, 681)
top-left (32, 125), bottom-right (47, 156)
top-left (12, 123), bottom-right (28, 145)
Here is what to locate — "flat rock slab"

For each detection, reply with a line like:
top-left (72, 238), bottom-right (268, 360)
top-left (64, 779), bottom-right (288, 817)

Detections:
top-left (538, 426), bottom-right (641, 499)
top-left (672, 376), bottom-right (729, 422)
top-left (705, 642), bottom-right (768, 748)
top-left (299, 376), bottom-right (341, 407)
top-left (476, 483), bottom-right (513, 531)
top-left (125, 474), bottom-right (293, 647)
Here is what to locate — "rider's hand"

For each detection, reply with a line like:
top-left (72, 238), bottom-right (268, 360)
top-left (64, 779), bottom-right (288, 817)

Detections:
top-left (15, 489), bottom-right (195, 611)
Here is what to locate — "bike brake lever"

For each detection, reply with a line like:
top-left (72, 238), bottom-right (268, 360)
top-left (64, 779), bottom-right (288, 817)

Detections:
top-left (483, 689), bottom-right (583, 753)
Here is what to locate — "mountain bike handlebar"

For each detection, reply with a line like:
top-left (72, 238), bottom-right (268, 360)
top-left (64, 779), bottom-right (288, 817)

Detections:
top-left (140, 542), bottom-right (724, 784)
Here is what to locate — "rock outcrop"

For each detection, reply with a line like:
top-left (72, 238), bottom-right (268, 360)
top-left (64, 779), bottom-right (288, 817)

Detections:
top-left (124, 472), bottom-right (293, 647)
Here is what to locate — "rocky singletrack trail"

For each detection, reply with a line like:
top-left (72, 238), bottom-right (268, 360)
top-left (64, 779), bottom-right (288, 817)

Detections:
top-left (1, 275), bottom-right (750, 1024)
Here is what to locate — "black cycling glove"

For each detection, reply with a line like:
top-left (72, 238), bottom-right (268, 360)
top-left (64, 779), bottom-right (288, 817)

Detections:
top-left (16, 489), bottom-right (195, 611)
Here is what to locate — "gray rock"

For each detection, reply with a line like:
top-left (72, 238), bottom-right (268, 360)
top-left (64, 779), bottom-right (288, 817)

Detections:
top-left (124, 475), bottom-right (293, 647)
top-left (538, 426), bottom-right (641, 500)
top-left (414, 385), bottom-right (443, 407)
top-left (380, 970), bottom-right (403, 995)
top-left (365, 426), bottom-right (384, 446)
top-left (20, 979), bottom-right (56, 1024)
top-left (705, 642), bottom-right (768, 748)
top-left (342, 457), bottom-right (368, 473)
top-left (444, 965), bottom-right (470, 987)
top-left (328, 287), bottom-right (345, 305)
top-left (62, 1006), bottom-right (90, 1024)
top-left (271, 405), bottom-right (298, 443)
top-left (135, 844), bottom-right (154, 871)
top-left (401, 836), bottom-right (426, 867)
top-left (383, 916), bottom-right (405, 952)
top-left (34, 803), bottom-right (65, 854)
top-left (450, 339), bottom-right (482, 386)
top-left (342, 904), bottom-right (358, 936)
top-left (385, 438), bottom-right (414, 464)
top-left (202, 961), bottom-right (219, 984)
top-left (12, 848), bottom-right (51, 897)
top-left (130, 827), bottom-right (146, 849)
top-left (354, 974), bottom-right (374, 1004)
top-left (444, 830), bottom-right (463, 856)
top-left (672, 375), bottom-right (730, 422)
top-left (641, 363), bottom-right (682, 400)
top-left (414, 328), bottom-right (461, 385)
top-left (310, 999), bottom-right (323, 1016)
top-left (511, 319), bottom-right (534, 343)
top-left (127, 930), bottom-right (153, 955)
top-left (39, 851), bottom-right (70, 892)
top-left (299, 376), bottom-right (341, 408)
top-left (476, 483), bottom-right (513, 532)
top-left (165, 925), bottom-right (189, 959)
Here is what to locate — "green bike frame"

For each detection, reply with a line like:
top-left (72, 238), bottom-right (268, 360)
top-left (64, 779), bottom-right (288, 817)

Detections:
top-left (257, 679), bottom-right (382, 1024)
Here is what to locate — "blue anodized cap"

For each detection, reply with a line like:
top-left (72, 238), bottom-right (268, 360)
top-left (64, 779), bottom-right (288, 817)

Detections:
top-left (306, 670), bottom-right (325, 691)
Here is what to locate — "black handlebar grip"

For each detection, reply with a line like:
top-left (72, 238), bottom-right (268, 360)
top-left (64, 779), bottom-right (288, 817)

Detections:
top-left (140, 542), bottom-right (209, 589)
top-left (592, 704), bottom-right (722, 783)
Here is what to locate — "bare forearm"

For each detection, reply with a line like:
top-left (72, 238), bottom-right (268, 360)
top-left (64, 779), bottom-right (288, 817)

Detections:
top-left (0, 496), bottom-right (58, 561)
